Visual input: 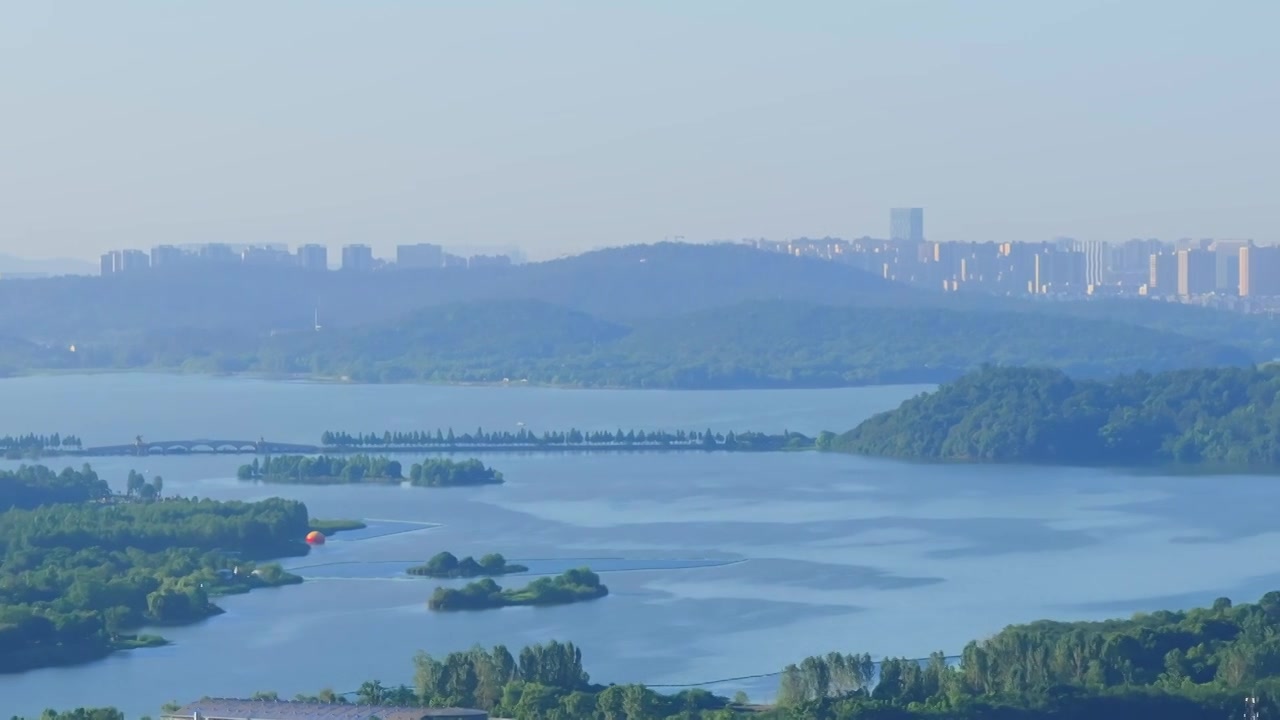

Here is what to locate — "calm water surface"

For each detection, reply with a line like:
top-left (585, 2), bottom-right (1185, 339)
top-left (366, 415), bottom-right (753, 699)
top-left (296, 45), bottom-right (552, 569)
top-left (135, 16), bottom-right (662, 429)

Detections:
top-left (2, 374), bottom-right (1279, 718)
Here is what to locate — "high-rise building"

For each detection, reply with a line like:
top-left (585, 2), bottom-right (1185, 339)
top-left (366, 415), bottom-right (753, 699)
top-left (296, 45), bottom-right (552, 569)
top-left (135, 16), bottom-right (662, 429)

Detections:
top-left (100, 250), bottom-right (147, 274)
top-left (1079, 240), bottom-right (1108, 287)
top-left (99, 252), bottom-right (119, 276)
top-left (150, 245), bottom-right (184, 267)
top-left (1176, 249), bottom-right (1215, 297)
top-left (1148, 252), bottom-right (1177, 294)
top-left (199, 243), bottom-right (237, 263)
top-left (396, 243), bottom-right (444, 269)
top-left (119, 249), bottom-right (149, 272)
top-left (1240, 245), bottom-right (1280, 297)
top-left (241, 246), bottom-right (294, 266)
top-left (341, 244), bottom-right (375, 271)
top-left (297, 244), bottom-right (328, 271)
top-left (1211, 240), bottom-right (1247, 294)
top-left (889, 208), bottom-right (924, 242)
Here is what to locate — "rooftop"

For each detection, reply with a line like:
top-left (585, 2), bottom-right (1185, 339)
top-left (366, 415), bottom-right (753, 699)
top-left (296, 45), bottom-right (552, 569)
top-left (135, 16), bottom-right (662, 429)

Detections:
top-left (162, 699), bottom-right (487, 720)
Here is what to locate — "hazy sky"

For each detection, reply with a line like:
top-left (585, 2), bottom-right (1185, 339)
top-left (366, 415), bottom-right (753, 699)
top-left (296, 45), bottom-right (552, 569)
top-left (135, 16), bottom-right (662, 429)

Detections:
top-left (2, 1), bottom-right (1277, 261)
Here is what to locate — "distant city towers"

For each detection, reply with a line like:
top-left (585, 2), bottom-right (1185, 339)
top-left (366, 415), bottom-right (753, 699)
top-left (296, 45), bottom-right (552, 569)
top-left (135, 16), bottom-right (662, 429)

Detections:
top-left (890, 208), bottom-right (924, 242)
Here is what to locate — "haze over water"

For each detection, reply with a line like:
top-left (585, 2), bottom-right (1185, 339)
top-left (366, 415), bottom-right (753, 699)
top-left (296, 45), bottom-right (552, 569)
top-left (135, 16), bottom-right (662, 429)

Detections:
top-left (3, 374), bottom-right (1280, 718)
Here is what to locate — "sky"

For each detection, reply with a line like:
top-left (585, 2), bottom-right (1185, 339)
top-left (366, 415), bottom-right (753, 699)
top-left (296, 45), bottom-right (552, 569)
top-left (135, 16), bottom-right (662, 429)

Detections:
top-left (1, 0), bottom-right (1277, 261)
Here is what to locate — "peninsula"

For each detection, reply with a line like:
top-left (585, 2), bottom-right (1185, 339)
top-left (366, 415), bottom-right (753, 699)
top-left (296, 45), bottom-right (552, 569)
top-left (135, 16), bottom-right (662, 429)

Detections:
top-left (835, 364), bottom-right (1280, 467)
top-left (0, 464), bottom-right (313, 673)
top-left (427, 568), bottom-right (608, 611)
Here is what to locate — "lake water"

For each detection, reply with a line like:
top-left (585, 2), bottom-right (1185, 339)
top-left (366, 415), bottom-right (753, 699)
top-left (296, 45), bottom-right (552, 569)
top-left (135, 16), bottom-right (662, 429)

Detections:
top-left (4, 374), bottom-right (1280, 718)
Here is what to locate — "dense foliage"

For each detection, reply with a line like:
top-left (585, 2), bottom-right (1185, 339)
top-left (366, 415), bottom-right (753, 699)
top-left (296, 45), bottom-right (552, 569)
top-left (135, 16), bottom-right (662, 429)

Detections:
top-left (838, 364), bottom-right (1280, 466)
top-left (407, 552), bottom-right (528, 578)
top-left (322, 428), bottom-right (814, 451)
top-left (408, 458), bottom-right (504, 487)
top-left (428, 568), bottom-right (608, 611)
top-left (236, 454), bottom-right (403, 483)
top-left (770, 592), bottom-right (1280, 719)
top-left (235, 300), bottom-right (1254, 389)
top-left (0, 471), bottom-right (310, 672)
top-left (0, 464), bottom-right (110, 511)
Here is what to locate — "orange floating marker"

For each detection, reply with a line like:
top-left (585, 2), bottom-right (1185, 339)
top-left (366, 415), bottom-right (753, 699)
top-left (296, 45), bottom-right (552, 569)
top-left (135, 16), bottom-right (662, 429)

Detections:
top-left (305, 530), bottom-right (326, 545)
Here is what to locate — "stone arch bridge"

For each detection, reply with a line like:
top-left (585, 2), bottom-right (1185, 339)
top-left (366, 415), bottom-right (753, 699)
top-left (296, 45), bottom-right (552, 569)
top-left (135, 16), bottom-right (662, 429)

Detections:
top-left (79, 439), bottom-right (321, 456)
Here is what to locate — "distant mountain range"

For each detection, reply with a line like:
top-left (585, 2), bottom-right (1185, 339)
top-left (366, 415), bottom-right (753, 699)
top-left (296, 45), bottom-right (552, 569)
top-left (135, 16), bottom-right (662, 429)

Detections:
top-left (0, 242), bottom-right (916, 336)
top-left (0, 242), bottom-right (1277, 389)
top-left (0, 254), bottom-right (96, 277)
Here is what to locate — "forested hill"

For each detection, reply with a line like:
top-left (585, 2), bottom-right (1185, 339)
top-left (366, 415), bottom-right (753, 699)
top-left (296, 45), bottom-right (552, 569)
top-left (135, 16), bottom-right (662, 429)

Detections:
top-left (22, 299), bottom-right (1251, 388)
top-left (835, 364), bottom-right (1280, 466)
top-left (0, 242), bottom-right (907, 338)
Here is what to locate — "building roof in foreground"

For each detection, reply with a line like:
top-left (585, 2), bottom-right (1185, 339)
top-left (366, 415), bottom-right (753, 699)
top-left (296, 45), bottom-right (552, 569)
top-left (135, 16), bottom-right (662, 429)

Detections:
top-left (163, 699), bottom-right (487, 720)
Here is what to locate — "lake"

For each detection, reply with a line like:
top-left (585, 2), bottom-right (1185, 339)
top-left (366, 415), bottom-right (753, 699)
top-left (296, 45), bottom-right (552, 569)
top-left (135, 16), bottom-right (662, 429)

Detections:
top-left (3, 374), bottom-right (1280, 718)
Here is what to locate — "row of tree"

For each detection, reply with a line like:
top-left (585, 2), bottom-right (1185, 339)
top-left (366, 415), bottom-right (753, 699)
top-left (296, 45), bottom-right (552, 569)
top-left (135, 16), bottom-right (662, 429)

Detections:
top-left (320, 428), bottom-right (814, 451)
top-left (839, 364), bottom-right (1280, 466)
top-left (0, 433), bottom-right (82, 451)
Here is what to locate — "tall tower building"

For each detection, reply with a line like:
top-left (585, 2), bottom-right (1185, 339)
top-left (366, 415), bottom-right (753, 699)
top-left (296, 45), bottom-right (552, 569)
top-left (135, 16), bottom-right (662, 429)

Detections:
top-left (1079, 240), bottom-right (1108, 286)
top-left (1176, 249), bottom-right (1215, 297)
top-left (341, 244), bottom-right (374, 271)
top-left (889, 208), bottom-right (924, 242)
top-left (297, 244), bottom-right (328, 271)
top-left (1240, 245), bottom-right (1280, 297)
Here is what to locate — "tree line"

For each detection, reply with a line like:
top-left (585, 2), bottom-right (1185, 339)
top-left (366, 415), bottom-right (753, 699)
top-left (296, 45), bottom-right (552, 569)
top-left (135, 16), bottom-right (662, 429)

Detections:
top-left (772, 592), bottom-right (1280, 719)
top-left (0, 433), bottom-right (82, 453)
top-left (321, 428), bottom-right (814, 451)
top-left (29, 589), bottom-right (1280, 720)
top-left (0, 464), bottom-right (110, 511)
top-left (838, 364), bottom-right (1280, 467)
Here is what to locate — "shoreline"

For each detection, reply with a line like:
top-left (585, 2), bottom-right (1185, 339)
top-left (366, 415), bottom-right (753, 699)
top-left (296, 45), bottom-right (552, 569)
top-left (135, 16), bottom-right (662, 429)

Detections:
top-left (0, 367), bottom-right (938, 393)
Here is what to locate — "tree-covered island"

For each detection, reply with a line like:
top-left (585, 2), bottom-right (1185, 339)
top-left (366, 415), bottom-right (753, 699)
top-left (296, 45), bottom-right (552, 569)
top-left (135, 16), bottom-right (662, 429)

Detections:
top-left (836, 364), bottom-right (1280, 468)
top-left (428, 568), bottom-right (607, 611)
top-left (236, 455), bottom-right (503, 486)
top-left (0, 464), bottom-right (317, 673)
top-left (408, 551), bottom-right (528, 578)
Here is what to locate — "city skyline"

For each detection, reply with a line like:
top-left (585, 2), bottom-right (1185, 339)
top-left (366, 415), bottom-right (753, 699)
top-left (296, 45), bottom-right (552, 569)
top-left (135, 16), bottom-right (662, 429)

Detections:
top-left (2, 1), bottom-right (1277, 261)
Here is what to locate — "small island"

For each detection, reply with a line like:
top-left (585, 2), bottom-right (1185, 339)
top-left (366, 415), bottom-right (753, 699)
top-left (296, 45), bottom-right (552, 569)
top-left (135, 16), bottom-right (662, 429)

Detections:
top-left (428, 567), bottom-right (608, 611)
top-left (236, 455), bottom-right (503, 487)
top-left (407, 551), bottom-right (528, 578)
top-left (408, 458), bottom-right (503, 486)
top-left (307, 518), bottom-right (367, 535)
